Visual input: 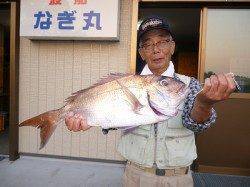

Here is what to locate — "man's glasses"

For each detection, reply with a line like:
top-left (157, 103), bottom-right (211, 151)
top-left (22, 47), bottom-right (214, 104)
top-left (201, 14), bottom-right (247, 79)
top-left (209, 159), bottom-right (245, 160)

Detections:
top-left (140, 39), bottom-right (173, 52)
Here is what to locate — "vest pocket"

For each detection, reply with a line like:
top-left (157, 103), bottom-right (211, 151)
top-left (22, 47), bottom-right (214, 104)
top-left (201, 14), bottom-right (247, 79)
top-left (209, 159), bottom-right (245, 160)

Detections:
top-left (167, 113), bottom-right (184, 129)
top-left (119, 133), bottom-right (149, 164)
top-left (165, 134), bottom-right (197, 166)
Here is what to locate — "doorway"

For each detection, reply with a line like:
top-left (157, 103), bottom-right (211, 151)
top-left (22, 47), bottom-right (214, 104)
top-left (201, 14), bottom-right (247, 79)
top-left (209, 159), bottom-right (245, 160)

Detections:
top-left (136, 3), bottom-right (200, 78)
top-left (0, 3), bottom-right (10, 156)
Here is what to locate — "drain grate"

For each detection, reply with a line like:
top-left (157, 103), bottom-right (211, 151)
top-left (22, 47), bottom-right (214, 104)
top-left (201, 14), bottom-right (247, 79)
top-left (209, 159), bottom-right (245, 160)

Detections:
top-left (193, 172), bottom-right (250, 187)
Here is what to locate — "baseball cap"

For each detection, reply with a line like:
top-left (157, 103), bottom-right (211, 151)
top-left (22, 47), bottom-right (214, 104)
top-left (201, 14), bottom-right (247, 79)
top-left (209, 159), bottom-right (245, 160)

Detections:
top-left (138, 16), bottom-right (173, 42)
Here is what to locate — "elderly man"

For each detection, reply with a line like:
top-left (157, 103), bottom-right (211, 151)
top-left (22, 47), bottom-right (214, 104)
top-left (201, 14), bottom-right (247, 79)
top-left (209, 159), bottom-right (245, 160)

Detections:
top-left (65, 16), bottom-right (236, 187)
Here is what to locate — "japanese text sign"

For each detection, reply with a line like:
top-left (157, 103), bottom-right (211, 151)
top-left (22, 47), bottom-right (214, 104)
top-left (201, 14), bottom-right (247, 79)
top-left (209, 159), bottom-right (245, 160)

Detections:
top-left (20, 0), bottom-right (120, 40)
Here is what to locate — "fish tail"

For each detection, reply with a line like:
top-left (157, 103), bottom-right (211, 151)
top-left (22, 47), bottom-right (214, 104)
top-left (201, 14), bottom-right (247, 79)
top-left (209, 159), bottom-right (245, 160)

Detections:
top-left (19, 109), bottom-right (62, 150)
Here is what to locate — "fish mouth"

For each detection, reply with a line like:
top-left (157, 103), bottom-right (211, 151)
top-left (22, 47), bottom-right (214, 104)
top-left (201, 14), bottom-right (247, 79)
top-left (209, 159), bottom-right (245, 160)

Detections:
top-left (149, 100), bottom-right (178, 117)
top-left (148, 100), bottom-right (166, 116)
top-left (147, 93), bottom-right (167, 116)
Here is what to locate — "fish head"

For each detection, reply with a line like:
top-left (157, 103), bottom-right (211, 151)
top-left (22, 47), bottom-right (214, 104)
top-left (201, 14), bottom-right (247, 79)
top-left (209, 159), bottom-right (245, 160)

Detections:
top-left (147, 76), bottom-right (190, 117)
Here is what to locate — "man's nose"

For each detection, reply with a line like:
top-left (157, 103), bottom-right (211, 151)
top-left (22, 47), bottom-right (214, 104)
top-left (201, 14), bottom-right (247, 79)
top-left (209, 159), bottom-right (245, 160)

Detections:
top-left (153, 44), bottom-right (161, 53)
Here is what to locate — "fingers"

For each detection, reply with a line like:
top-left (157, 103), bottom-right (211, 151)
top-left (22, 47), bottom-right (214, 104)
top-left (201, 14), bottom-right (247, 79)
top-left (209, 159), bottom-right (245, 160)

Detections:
top-left (198, 73), bottom-right (236, 105)
top-left (202, 77), bottom-right (212, 93)
top-left (65, 112), bottom-right (90, 132)
top-left (80, 118), bottom-right (91, 131)
top-left (65, 111), bottom-right (74, 131)
top-left (214, 73), bottom-right (236, 100)
top-left (210, 73), bottom-right (234, 100)
top-left (210, 74), bottom-right (219, 94)
top-left (216, 74), bottom-right (228, 98)
top-left (225, 73), bottom-right (236, 96)
top-left (72, 114), bottom-right (82, 132)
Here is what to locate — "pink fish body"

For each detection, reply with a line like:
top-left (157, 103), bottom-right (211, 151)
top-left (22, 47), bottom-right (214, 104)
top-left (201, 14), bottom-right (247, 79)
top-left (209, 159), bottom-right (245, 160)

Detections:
top-left (19, 74), bottom-right (189, 149)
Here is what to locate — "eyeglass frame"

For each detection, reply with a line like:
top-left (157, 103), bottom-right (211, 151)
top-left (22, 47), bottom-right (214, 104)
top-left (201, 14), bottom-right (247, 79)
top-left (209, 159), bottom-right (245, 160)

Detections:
top-left (139, 38), bottom-right (174, 53)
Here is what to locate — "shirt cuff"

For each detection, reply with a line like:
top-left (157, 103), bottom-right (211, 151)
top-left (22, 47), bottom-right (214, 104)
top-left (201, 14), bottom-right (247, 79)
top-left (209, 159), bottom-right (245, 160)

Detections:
top-left (182, 108), bottom-right (217, 133)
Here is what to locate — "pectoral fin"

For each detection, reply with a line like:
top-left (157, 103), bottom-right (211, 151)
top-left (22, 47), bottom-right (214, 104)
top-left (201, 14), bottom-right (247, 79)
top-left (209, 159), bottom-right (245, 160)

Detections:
top-left (120, 126), bottom-right (138, 134)
top-left (147, 92), bottom-right (165, 116)
top-left (116, 80), bottom-right (143, 114)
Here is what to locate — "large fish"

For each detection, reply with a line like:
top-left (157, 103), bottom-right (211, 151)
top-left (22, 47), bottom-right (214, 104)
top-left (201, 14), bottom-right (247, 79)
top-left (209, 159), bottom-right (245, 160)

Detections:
top-left (19, 74), bottom-right (189, 149)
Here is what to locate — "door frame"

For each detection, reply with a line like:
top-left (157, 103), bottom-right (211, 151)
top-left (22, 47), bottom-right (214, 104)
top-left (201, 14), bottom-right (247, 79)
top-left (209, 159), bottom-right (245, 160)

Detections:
top-left (0, 1), bottom-right (20, 161)
top-left (9, 1), bottom-right (20, 161)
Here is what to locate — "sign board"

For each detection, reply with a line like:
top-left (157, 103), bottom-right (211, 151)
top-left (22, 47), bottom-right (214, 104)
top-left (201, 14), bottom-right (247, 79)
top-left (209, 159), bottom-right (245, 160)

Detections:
top-left (20, 0), bottom-right (120, 40)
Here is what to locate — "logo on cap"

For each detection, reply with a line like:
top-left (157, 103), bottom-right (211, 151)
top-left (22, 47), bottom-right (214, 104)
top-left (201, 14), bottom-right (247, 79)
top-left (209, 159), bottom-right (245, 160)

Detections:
top-left (141, 19), bottom-right (163, 31)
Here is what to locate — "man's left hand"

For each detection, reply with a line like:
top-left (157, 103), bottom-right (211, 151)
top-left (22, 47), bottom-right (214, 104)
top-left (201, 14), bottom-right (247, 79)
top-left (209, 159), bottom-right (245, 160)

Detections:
top-left (196, 73), bottom-right (236, 107)
top-left (191, 73), bottom-right (236, 123)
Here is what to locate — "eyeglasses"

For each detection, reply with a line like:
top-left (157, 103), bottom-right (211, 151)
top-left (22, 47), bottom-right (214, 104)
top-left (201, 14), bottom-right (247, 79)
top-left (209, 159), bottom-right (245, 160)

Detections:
top-left (140, 39), bottom-right (173, 52)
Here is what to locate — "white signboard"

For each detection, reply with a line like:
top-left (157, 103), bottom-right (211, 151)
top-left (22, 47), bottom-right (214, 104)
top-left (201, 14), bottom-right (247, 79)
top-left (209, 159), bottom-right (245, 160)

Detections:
top-left (20, 0), bottom-right (120, 40)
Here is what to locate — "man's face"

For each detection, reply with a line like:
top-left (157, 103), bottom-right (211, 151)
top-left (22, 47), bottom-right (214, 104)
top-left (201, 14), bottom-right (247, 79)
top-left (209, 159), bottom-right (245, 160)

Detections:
top-left (138, 29), bottom-right (175, 75)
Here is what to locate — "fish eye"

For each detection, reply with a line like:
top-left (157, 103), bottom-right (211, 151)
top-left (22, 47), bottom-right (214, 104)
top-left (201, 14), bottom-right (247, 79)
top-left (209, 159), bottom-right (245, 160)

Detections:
top-left (160, 79), bottom-right (168, 86)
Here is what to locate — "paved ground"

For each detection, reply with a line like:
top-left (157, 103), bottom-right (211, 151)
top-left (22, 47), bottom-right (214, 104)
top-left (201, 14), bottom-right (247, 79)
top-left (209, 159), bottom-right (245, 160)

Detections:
top-left (0, 155), bottom-right (250, 187)
top-left (0, 156), bottom-right (124, 187)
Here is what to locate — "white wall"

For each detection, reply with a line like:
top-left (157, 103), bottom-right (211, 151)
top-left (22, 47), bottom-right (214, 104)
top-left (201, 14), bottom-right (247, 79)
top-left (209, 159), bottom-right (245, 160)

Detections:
top-left (19, 0), bottom-right (132, 160)
top-left (205, 9), bottom-right (250, 77)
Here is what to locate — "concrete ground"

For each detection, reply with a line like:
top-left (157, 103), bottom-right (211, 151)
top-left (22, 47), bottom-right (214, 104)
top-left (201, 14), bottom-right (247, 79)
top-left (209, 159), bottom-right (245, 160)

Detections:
top-left (0, 156), bottom-right (124, 187)
top-left (0, 155), bottom-right (250, 187)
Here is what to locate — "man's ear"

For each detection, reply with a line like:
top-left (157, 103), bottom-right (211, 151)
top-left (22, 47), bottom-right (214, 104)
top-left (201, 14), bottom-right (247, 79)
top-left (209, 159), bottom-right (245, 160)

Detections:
top-left (138, 48), bottom-right (146, 61)
top-left (170, 41), bottom-right (175, 55)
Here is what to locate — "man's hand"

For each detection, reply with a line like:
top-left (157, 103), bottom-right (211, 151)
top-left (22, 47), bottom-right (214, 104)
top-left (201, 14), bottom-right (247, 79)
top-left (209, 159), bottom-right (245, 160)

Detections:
top-left (197, 73), bottom-right (236, 106)
top-left (65, 112), bottom-right (91, 132)
top-left (191, 73), bottom-right (236, 123)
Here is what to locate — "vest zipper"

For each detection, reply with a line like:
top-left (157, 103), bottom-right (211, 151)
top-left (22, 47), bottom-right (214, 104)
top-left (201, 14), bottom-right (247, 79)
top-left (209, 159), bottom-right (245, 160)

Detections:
top-left (153, 123), bottom-right (158, 168)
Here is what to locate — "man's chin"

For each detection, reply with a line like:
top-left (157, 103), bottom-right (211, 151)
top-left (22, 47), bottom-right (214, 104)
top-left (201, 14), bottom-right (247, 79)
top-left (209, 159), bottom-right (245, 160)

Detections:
top-left (151, 62), bottom-right (167, 70)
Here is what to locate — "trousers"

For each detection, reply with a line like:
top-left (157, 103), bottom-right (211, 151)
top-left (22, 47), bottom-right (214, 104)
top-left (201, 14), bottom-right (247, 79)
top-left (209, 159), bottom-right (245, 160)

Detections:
top-left (122, 164), bottom-right (194, 187)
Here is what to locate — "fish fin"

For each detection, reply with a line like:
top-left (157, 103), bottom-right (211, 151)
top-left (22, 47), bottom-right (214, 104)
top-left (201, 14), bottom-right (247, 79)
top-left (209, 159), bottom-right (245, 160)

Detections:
top-left (19, 109), bottom-right (61, 149)
top-left (116, 79), bottom-right (143, 113)
top-left (120, 126), bottom-right (138, 134)
top-left (65, 73), bottom-right (133, 104)
top-left (96, 73), bottom-right (133, 86)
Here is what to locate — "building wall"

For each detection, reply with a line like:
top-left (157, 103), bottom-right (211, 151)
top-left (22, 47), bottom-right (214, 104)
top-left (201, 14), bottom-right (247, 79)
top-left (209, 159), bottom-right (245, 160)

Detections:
top-left (19, 0), bottom-right (132, 160)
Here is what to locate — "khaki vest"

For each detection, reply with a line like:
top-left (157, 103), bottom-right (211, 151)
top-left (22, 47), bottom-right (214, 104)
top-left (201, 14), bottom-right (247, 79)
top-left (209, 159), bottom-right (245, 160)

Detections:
top-left (117, 73), bottom-right (197, 169)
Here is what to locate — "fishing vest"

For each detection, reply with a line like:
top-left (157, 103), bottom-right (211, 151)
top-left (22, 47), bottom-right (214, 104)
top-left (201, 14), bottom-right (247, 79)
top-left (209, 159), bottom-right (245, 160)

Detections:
top-left (117, 73), bottom-right (197, 169)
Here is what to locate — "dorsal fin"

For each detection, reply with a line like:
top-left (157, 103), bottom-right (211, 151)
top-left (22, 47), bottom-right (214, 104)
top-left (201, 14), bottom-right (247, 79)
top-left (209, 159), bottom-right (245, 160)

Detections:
top-left (64, 73), bottom-right (133, 104)
top-left (94, 73), bottom-right (133, 86)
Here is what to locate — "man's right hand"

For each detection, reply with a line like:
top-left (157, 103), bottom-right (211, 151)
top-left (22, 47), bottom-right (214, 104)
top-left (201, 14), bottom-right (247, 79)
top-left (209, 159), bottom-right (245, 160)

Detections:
top-left (65, 112), bottom-right (91, 132)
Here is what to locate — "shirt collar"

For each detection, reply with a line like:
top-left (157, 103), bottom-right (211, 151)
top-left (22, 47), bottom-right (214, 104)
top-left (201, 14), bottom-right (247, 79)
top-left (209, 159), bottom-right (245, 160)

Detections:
top-left (140, 61), bottom-right (175, 77)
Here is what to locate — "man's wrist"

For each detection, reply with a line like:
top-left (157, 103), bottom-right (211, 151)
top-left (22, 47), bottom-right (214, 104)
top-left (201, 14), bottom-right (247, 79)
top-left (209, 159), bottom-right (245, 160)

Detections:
top-left (194, 100), bottom-right (213, 112)
top-left (194, 95), bottom-right (214, 111)
top-left (191, 99), bottom-right (213, 123)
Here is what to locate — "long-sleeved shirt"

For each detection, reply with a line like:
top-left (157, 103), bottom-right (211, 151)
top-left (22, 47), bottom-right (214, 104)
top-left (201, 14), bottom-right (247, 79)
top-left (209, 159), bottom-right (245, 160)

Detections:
top-left (176, 75), bottom-right (217, 132)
